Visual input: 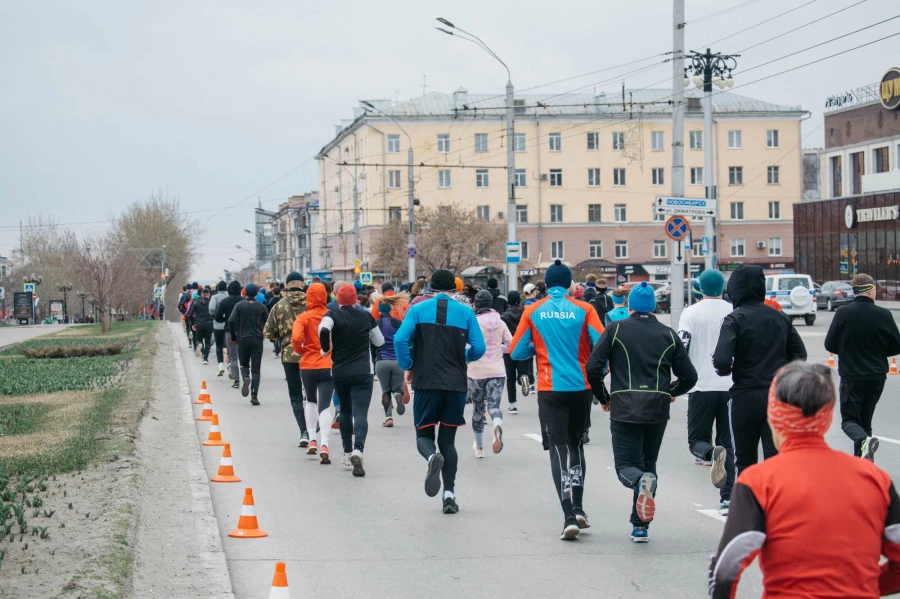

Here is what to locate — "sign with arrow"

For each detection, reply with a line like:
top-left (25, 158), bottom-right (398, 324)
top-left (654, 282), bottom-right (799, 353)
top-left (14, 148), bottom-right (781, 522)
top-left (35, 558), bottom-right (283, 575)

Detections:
top-left (656, 196), bottom-right (717, 218)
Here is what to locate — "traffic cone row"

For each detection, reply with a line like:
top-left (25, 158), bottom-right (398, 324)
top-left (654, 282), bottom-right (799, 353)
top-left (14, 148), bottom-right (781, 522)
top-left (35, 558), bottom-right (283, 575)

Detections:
top-left (891, 358), bottom-right (899, 375)
top-left (195, 380), bottom-right (211, 404)
top-left (211, 444), bottom-right (241, 482)
top-left (827, 353), bottom-right (837, 368)
top-left (229, 487), bottom-right (268, 538)
top-left (202, 414), bottom-right (225, 446)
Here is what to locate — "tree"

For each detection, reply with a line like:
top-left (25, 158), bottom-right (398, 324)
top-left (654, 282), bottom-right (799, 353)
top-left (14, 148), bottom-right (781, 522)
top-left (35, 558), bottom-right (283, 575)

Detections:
top-left (73, 235), bottom-right (142, 332)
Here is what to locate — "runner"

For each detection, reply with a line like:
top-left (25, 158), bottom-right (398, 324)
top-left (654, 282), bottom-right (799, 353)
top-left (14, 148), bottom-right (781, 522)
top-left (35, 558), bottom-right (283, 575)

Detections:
top-left (510, 260), bottom-right (604, 540)
top-left (264, 272), bottom-right (310, 447)
top-left (713, 264), bottom-right (807, 478)
top-left (582, 274), bottom-right (599, 303)
top-left (522, 283), bottom-right (539, 306)
top-left (468, 290), bottom-right (512, 458)
top-left (177, 284), bottom-right (192, 347)
top-left (605, 289), bottom-right (629, 324)
top-left (228, 282), bottom-right (269, 406)
top-left (374, 294), bottom-right (409, 427)
top-left (824, 273), bottom-right (900, 461)
top-left (214, 280), bottom-right (244, 389)
top-left (291, 282), bottom-right (334, 464)
top-left (318, 285), bottom-right (384, 477)
top-left (394, 269), bottom-right (485, 514)
top-left (500, 291), bottom-right (533, 414)
top-left (485, 278), bottom-right (508, 314)
top-left (677, 270), bottom-right (735, 513)
top-left (208, 281), bottom-right (229, 376)
top-left (586, 281), bottom-right (697, 543)
top-left (266, 285), bottom-right (283, 358)
top-left (708, 362), bottom-right (900, 599)
top-left (188, 286), bottom-right (214, 365)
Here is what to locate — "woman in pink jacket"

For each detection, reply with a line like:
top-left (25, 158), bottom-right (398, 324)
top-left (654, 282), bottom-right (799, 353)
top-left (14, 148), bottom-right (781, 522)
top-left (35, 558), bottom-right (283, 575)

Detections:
top-left (468, 290), bottom-right (512, 457)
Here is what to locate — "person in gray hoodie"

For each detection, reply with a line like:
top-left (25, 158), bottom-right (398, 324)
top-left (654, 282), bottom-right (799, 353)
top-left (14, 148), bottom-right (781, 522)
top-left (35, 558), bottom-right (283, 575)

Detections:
top-left (208, 281), bottom-right (229, 376)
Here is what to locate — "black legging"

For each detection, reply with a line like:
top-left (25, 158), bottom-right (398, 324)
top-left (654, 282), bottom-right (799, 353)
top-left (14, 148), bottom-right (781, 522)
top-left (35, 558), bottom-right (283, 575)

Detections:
top-left (416, 425), bottom-right (458, 493)
top-left (282, 361), bottom-right (308, 434)
top-left (335, 374), bottom-right (373, 453)
top-left (503, 354), bottom-right (534, 405)
top-left (195, 322), bottom-right (214, 360)
top-left (238, 338), bottom-right (264, 394)
top-left (549, 441), bottom-right (586, 521)
top-left (213, 329), bottom-right (226, 364)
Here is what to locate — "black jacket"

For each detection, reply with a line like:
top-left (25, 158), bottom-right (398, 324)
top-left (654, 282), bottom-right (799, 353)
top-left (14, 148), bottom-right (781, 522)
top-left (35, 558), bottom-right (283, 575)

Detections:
top-left (500, 304), bottom-right (524, 336)
top-left (713, 265), bottom-right (807, 392)
top-left (266, 295), bottom-right (282, 313)
top-left (214, 291), bottom-right (243, 329)
top-left (824, 296), bottom-right (900, 380)
top-left (487, 288), bottom-right (508, 315)
top-left (586, 312), bottom-right (698, 423)
top-left (319, 306), bottom-right (383, 378)
top-left (589, 292), bottom-right (613, 324)
top-left (187, 297), bottom-right (213, 326)
top-left (228, 299), bottom-right (268, 342)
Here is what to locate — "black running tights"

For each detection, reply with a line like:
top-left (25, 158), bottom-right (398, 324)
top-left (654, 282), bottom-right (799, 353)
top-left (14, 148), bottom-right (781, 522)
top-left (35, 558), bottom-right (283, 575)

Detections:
top-left (416, 425), bottom-right (458, 494)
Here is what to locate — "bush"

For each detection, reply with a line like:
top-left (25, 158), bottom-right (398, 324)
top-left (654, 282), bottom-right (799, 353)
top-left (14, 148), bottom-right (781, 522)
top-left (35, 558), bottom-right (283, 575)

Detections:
top-left (21, 343), bottom-right (125, 359)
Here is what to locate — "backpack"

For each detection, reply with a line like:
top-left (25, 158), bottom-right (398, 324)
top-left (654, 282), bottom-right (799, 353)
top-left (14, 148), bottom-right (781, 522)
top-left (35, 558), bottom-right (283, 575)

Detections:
top-left (589, 293), bottom-right (612, 322)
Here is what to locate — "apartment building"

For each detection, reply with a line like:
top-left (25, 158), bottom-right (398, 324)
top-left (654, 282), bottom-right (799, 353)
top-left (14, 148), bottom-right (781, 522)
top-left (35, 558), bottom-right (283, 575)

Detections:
top-left (317, 88), bottom-right (805, 283)
top-left (253, 192), bottom-right (320, 282)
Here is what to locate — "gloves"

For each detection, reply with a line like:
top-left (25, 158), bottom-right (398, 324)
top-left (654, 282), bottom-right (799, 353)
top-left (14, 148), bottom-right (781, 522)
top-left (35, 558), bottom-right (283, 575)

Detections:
top-left (592, 383), bottom-right (610, 406)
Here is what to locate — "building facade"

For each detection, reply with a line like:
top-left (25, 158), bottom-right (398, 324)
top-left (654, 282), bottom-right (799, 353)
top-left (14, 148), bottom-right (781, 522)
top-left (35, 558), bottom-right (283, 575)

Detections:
top-left (317, 88), bottom-right (805, 284)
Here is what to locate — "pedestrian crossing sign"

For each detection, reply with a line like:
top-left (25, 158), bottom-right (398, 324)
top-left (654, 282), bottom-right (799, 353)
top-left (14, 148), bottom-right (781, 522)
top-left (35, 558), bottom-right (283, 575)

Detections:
top-left (360, 272), bottom-right (373, 285)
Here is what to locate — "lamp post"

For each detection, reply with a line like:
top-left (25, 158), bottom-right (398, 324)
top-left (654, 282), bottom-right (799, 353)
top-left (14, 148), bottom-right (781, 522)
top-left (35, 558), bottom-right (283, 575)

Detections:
top-left (361, 100), bottom-right (417, 283)
top-left (235, 245), bottom-right (259, 284)
top-left (685, 49), bottom-right (738, 271)
top-left (78, 292), bottom-right (87, 322)
top-left (57, 284), bottom-right (72, 323)
top-left (436, 18), bottom-right (517, 292)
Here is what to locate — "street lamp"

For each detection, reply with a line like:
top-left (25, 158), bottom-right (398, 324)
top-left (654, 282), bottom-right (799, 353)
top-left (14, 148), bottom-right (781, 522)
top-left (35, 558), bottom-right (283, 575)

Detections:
top-left (235, 245), bottom-right (259, 284)
top-left (685, 48), bottom-right (739, 271)
top-left (77, 292), bottom-right (87, 322)
top-left (361, 100), bottom-right (417, 283)
top-left (436, 18), bottom-right (518, 292)
top-left (58, 284), bottom-right (72, 323)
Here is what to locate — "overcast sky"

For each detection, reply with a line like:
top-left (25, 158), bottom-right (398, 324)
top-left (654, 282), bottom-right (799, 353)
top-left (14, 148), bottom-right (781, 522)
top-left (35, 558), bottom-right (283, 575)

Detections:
top-left (1, 0), bottom-right (895, 280)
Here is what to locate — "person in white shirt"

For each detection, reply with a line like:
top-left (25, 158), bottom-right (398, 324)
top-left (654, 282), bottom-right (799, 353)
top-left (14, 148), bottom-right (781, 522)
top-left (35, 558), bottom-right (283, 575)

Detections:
top-left (677, 269), bottom-right (735, 514)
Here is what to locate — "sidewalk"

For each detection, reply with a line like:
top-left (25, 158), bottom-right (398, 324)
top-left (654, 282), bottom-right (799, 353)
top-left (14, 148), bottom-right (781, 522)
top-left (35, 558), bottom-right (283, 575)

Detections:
top-left (880, 301), bottom-right (900, 312)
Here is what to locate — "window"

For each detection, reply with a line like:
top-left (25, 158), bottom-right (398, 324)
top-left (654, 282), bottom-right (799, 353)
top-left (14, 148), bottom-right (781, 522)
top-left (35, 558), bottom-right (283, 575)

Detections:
top-left (652, 167), bottom-right (665, 186)
top-left (613, 168), bottom-right (626, 186)
top-left (516, 204), bottom-right (528, 223)
top-left (388, 207), bottom-right (401, 222)
top-left (689, 131), bottom-right (703, 150)
top-left (550, 204), bottom-right (563, 223)
top-left (875, 147), bottom-right (890, 173)
top-left (476, 169), bottom-right (489, 188)
top-left (589, 240), bottom-right (602, 258)
top-left (514, 99), bottom-right (525, 115)
top-left (387, 134), bottom-right (400, 153)
top-left (692, 239), bottom-right (703, 256)
top-left (768, 201), bottom-right (780, 220)
top-left (588, 204), bottom-right (602, 223)
top-left (388, 170), bottom-right (401, 188)
top-left (549, 169), bottom-right (563, 187)
top-left (520, 241), bottom-right (529, 260)
top-left (653, 240), bottom-right (667, 258)
top-left (728, 130), bottom-right (742, 149)
top-left (514, 168), bottom-right (527, 188)
top-left (612, 132), bottom-right (625, 151)
top-left (653, 205), bottom-right (665, 222)
top-left (768, 237), bottom-right (782, 257)
top-left (587, 132), bottom-right (599, 150)
top-left (475, 133), bottom-right (489, 153)
top-left (438, 170), bottom-right (452, 188)
top-left (690, 167), bottom-right (703, 185)
top-left (476, 205), bottom-right (490, 222)
top-left (437, 134), bottom-right (450, 153)
top-left (729, 166), bottom-right (743, 185)
top-left (851, 151), bottom-right (864, 194)
top-left (767, 165), bottom-right (780, 185)
top-left (551, 241), bottom-right (564, 259)
top-left (730, 202), bottom-right (744, 220)
top-left (588, 168), bottom-right (601, 187)
top-left (651, 131), bottom-right (664, 151)
top-left (766, 130), bottom-right (779, 148)
top-left (615, 240), bottom-right (628, 258)
top-left (831, 155), bottom-right (843, 198)
top-left (514, 133), bottom-right (526, 152)
top-left (549, 132), bottom-right (562, 152)
top-left (730, 238), bottom-right (745, 257)
top-left (614, 204), bottom-right (627, 223)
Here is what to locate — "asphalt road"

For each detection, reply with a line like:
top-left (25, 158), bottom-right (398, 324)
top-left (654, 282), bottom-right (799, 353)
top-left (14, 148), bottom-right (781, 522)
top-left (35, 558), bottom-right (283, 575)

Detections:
top-left (174, 309), bottom-right (900, 599)
top-left (0, 323), bottom-right (75, 349)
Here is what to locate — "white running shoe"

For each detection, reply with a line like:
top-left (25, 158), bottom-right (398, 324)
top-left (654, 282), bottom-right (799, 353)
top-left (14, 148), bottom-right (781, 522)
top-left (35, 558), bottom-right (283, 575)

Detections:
top-left (473, 441), bottom-right (484, 459)
top-left (341, 453), bottom-right (352, 466)
top-left (217, 363), bottom-right (225, 377)
top-left (350, 449), bottom-right (365, 477)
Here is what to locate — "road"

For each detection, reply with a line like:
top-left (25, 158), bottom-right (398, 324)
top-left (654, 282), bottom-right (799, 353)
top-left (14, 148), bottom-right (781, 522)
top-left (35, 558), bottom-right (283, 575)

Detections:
top-left (173, 310), bottom-right (900, 598)
top-left (0, 323), bottom-right (74, 349)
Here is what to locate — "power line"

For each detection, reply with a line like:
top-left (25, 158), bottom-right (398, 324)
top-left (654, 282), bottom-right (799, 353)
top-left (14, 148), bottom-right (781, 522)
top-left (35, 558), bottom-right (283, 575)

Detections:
top-left (736, 0), bottom-right (869, 53)
top-left (702, 0), bottom-right (823, 47)
top-left (683, 0), bottom-right (762, 27)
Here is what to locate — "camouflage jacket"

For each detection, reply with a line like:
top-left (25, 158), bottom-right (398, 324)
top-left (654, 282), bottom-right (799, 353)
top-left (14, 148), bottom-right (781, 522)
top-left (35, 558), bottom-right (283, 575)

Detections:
top-left (264, 290), bottom-right (307, 363)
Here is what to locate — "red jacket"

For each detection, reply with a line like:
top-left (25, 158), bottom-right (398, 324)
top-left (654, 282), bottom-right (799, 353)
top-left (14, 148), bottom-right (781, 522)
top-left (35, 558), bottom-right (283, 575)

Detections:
top-left (291, 283), bottom-right (331, 370)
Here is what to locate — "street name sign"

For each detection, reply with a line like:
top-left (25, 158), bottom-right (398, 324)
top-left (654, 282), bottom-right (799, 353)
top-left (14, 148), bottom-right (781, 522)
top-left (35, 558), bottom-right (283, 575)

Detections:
top-left (656, 196), bottom-right (717, 218)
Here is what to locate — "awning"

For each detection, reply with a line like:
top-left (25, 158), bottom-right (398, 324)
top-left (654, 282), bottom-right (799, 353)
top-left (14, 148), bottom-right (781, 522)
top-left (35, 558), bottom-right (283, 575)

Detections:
top-left (460, 265), bottom-right (504, 277)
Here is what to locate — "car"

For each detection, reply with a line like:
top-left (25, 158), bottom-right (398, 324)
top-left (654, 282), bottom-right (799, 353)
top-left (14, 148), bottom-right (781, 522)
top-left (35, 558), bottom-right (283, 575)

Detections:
top-left (817, 280), bottom-right (854, 311)
top-left (765, 274), bottom-right (817, 326)
top-left (654, 280), bottom-right (700, 313)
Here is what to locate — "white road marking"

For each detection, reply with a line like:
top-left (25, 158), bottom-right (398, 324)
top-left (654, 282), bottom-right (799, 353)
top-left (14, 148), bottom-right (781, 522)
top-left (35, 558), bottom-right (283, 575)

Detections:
top-left (524, 434), bottom-right (542, 442)
top-left (798, 331), bottom-right (825, 337)
top-left (875, 435), bottom-right (900, 446)
top-left (697, 509), bottom-right (728, 523)
top-left (606, 466), bottom-right (613, 470)
top-left (693, 502), bottom-right (702, 507)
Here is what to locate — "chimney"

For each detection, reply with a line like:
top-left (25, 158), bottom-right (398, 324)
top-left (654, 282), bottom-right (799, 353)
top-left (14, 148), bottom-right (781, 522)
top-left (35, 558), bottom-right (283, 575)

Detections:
top-left (453, 86), bottom-right (468, 109)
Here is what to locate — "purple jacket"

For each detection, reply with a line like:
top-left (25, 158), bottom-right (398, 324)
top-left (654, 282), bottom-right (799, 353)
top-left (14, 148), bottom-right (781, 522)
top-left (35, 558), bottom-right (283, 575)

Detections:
top-left (376, 314), bottom-right (402, 361)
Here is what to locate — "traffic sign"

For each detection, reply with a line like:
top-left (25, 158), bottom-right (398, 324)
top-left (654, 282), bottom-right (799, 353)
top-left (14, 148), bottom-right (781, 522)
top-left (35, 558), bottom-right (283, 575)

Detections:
top-left (407, 247), bottom-right (417, 258)
top-left (656, 196), bottom-right (717, 218)
top-left (505, 241), bottom-right (521, 264)
top-left (665, 216), bottom-right (690, 241)
top-left (359, 272), bottom-right (373, 285)
top-left (0, 286), bottom-right (4, 300)
top-left (701, 236), bottom-right (709, 255)
top-left (23, 283), bottom-right (35, 294)
top-left (352, 258), bottom-right (362, 268)
top-left (153, 287), bottom-right (163, 299)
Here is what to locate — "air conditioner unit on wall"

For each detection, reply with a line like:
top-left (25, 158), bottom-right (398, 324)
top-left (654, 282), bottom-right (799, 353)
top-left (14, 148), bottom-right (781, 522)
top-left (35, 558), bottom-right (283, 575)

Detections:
top-left (498, 211), bottom-right (505, 218)
top-left (757, 241), bottom-right (767, 249)
top-left (540, 173), bottom-right (548, 180)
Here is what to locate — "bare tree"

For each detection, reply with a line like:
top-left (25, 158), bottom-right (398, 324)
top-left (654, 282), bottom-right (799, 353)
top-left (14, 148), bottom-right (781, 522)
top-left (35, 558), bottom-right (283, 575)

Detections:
top-left (73, 235), bottom-right (140, 332)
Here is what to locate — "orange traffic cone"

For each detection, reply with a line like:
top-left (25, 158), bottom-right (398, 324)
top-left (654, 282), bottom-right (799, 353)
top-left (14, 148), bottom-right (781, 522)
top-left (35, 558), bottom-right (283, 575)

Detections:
top-left (211, 443), bottom-right (241, 482)
top-left (890, 358), bottom-right (899, 375)
top-left (197, 404), bottom-right (213, 421)
top-left (203, 414), bottom-right (225, 446)
top-left (827, 353), bottom-right (837, 368)
top-left (228, 488), bottom-right (268, 538)
top-left (195, 381), bottom-right (211, 404)
top-left (268, 562), bottom-right (289, 599)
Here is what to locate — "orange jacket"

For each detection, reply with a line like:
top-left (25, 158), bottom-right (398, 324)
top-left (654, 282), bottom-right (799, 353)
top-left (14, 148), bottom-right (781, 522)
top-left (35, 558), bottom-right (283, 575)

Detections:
top-left (291, 283), bottom-right (332, 370)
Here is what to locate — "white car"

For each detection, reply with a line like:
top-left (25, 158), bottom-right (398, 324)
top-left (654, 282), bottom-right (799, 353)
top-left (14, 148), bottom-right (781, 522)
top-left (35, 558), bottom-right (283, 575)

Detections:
top-left (765, 274), bottom-right (817, 326)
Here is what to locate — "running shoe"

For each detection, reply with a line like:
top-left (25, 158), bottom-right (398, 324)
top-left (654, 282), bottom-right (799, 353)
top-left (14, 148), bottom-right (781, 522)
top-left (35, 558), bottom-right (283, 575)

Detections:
top-left (520, 375), bottom-right (530, 397)
top-left (710, 446), bottom-right (727, 489)
top-left (861, 436), bottom-right (880, 462)
top-left (507, 404), bottom-right (518, 414)
top-left (306, 440), bottom-right (318, 455)
top-left (529, 385), bottom-right (535, 394)
top-left (298, 432), bottom-right (310, 448)
top-left (719, 499), bottom-right (730, 516)
top-left (241, 378), bottom-right (250, 397)
top-left (195, 344), bottom-right (202, 357)
top-left (492, 424), bottom-right (503, 454)
top-left (695, 456), bottom-right (712, 466)
top-left (574, 509), bottom-right (591, 529)
top-left (560, 518), bottom-right (580, 540)
top-left (319, 445), bottom-right (330, 464)
top-left (382, 418), bottom-right (394, 428)
top-left (473, 441), bottom-right (484, 459)
top-left (350, 449), bottom-right (365, 477)
top-left (228, 370), bottom-right (234, 380)
top-left (582, 430), bottom-right (590, 445)
top-left (274, 353), bottom-right (280, 360)
top-left (341, 453), bottom-right (352, 466)
top-left (331, 413), bottom-right (340, 430)
top-left (250, 393), bottom-right (260, 406)
top-left (442, 494), bottom-right (459, 514)
top-left (635, 472), bottom-right (658, 523)
top-left (217, 363), bottom-right (225, 377)
top-left (231, 380), bottom-right (240, 389)
top-left (202, 359), bottom-right (209, 365)
top-left (630, 526), bottom-right (649, 543)
top-left (395, 396), bottom-right (405, 416)
top-left (425, 453), bottom-right (444, 497)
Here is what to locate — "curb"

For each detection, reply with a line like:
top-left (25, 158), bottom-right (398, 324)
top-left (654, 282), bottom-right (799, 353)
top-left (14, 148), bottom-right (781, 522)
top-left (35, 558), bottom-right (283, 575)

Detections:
top-left (169, 324), bottom-right (235, 598)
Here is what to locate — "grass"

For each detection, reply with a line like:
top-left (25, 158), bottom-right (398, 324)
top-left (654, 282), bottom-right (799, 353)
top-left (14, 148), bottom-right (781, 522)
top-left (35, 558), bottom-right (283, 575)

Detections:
top-left (50, 321), bottom-right (153, 339)
top-left (0, 355), bottom-right (130, 396)
top-left (0, 404), bottom-right (53, 437)
top-left (0, 337), bottom-right (135, 356)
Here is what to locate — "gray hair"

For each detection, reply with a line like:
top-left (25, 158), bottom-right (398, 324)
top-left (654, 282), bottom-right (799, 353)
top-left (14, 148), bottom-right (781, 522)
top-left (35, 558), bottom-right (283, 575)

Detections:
top-left (774, 362), bottom-right (836, 417)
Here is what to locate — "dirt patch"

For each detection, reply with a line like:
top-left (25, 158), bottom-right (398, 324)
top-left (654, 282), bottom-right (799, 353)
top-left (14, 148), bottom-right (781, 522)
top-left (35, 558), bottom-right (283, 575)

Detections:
top-left (0, 392), bottom-right (94, 460)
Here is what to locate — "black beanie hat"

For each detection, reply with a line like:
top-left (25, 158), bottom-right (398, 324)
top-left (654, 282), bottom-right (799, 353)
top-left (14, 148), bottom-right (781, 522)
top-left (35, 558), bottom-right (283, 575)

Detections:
top-left (286, 271), bottom-right (304, 284)
top-left (381, 282), bottom-right (394, 293)
top-left (216, 281), bottom-right (227, 292)
top-left (431, 269), bottom-right (456, 292)
top-left (544, 259), bottom-right (572, 290)
top-left (507, 290), bottom-right (521, 306)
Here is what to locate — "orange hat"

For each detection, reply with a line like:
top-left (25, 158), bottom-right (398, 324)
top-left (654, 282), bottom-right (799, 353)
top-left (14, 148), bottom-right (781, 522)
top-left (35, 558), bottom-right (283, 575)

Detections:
top-left (455, 277), bottom-right (463, 292)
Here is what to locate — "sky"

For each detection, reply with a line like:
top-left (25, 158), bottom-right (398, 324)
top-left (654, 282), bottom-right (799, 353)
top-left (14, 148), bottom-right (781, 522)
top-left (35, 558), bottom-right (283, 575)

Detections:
top-left (1, 0), bottom-right (896, 280)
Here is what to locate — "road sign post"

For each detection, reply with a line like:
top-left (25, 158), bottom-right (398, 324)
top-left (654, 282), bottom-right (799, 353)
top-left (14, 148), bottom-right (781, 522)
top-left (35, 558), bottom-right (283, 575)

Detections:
top-left (505, 242), bottom-right (521, 264)
top-left (665, 215), bottom-right (691, 329)
top-left (359, 272), bottom-right (373, 285)
top-left (656, 196), bottom-right (717, 219)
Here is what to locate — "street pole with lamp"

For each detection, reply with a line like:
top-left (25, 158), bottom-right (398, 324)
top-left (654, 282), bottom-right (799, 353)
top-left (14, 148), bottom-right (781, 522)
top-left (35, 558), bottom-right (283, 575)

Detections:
top-left (435, 18), bottom-right (517, 292)
top-left (58, 284), bottom-right (72, 323)
top-left (361, 100), bottom-right (417, 283)
top-left (78, 292), bottom-right (87, 322)
top-left (685, 49), bottom-right (738, 272)
top-left (235, 245), bottom-right (259, 284)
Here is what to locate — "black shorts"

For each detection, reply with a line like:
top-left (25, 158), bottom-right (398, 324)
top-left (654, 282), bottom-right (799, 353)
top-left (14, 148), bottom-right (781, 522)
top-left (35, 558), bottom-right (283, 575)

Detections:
top-left (538, 390), bottom-right (591, 450)
top-left (413, 390), bottom-right (467, 429)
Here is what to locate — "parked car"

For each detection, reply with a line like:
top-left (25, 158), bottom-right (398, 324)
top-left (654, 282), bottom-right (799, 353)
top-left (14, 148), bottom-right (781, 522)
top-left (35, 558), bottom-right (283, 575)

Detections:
top-left (817, 281), bottom-right (854, 311)
top-left (765, 274), bottom-right (817, 326)
top-left (655, 280), bottom-right (699, 313)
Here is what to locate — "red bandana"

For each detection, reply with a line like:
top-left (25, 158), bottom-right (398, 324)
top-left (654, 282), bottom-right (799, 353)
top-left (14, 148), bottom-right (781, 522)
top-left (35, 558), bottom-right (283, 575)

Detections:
top-left (767, 378), bottom-right (834, 437)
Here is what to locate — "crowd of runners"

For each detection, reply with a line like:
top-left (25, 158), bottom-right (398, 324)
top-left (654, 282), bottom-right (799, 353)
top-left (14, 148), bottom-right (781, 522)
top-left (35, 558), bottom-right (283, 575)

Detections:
top-left (176, 263), bottom-right (900, 597)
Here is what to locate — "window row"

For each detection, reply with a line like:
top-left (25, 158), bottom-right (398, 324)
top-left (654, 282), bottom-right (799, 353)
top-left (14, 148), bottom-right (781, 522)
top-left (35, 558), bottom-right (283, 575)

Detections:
top-left (729, 237), bottom-right (783, 257)
top-left (467, 200), bottom-right (783, 223)
top-left (549, 240), bottom-right (634, 261)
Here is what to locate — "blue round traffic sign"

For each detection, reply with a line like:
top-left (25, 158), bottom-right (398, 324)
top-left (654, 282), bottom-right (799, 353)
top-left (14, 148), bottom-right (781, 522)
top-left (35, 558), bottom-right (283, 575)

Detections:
top-left (407, 247), bottom-right (417, 258)
top-left (665, 216), bottom-right (690, 241)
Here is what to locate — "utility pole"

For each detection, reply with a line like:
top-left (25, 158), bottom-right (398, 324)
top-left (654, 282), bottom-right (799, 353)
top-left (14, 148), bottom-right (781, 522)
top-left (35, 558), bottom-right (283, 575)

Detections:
top-left (670, 0), bottom-right (686, 330)
top-left (505, 78), bottom-right (517, 293)
top-left (353, 140), bottom-right (360, 263)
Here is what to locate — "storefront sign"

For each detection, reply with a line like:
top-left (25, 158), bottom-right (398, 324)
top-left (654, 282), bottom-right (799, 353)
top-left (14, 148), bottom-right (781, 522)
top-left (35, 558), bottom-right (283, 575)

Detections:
top-left (846, 204), bottom-right (900, 228)
top-left (881, 67), bottom-right (900, 110)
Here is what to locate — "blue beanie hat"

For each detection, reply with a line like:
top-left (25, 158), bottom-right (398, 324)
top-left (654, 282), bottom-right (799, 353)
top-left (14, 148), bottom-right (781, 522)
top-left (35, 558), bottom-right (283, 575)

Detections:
top-left (354, 280), bottom-right (363, 291)
top-left (245, 283), bottom-right (259, 298)
top-left (611, 291), bottom-right (625, 305)
top-left (692, 279), bottom-right (703, 301)
top-left (628, 281), bottom-right (656, 313)
top-left (699, 269), bottom-right (725, 297)
top-left (544, 259), bottom-right (572, 290)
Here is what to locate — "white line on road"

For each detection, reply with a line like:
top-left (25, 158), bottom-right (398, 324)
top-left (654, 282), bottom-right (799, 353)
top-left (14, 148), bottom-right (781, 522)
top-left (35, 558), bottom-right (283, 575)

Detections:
top-left (875, 435), bottom-right (900, 446)
top-left (524, 434), bottom-right (543, 442)
top-left (693, 503), bottom-right (702, 507)
top-left (697, 509), bottom-right (727, 523)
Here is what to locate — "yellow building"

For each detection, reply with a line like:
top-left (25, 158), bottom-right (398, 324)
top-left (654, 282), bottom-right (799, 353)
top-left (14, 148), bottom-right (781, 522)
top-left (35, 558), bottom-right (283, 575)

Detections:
top-left (317, 88), bottom-right (805, 284)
